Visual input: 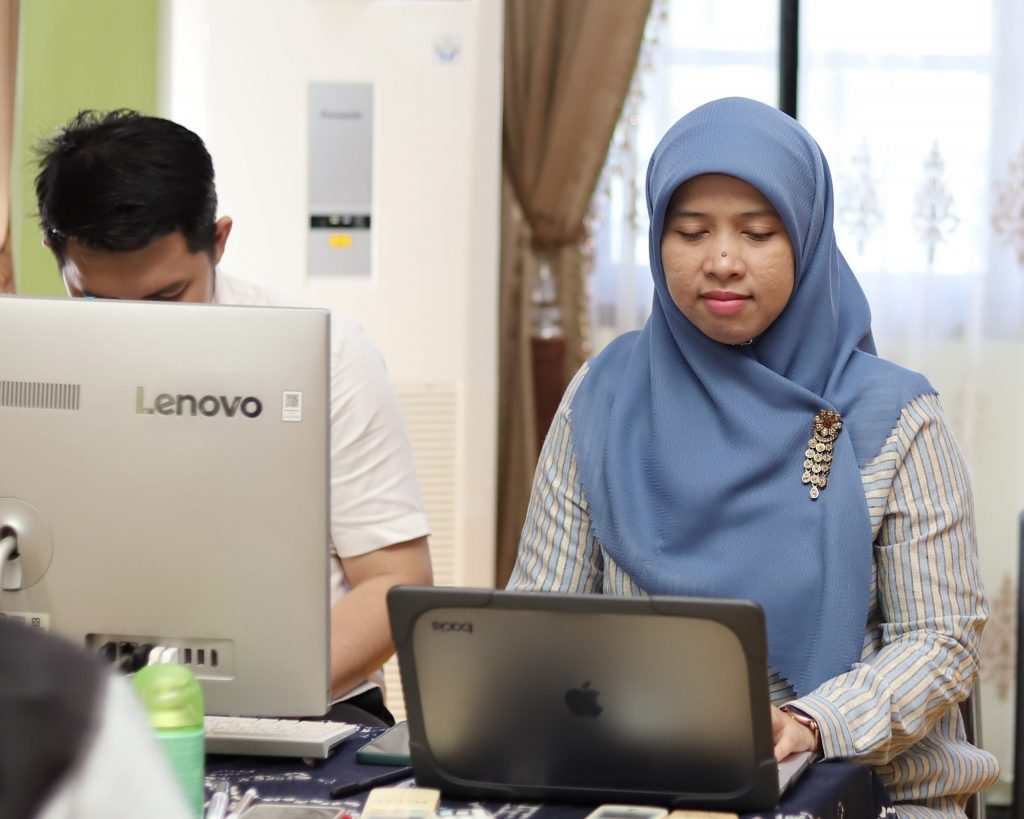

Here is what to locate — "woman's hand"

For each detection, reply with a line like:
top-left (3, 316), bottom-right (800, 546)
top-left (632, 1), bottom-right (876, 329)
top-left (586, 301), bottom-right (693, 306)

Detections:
top-left (771, 705), bottom-right (819, 762)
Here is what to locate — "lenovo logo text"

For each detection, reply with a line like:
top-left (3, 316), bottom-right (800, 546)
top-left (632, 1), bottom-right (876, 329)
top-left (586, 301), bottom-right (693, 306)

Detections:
top-left (431, 621), bottom-right (473, 634)
top-left (135, 387), bottom-right (263, 419)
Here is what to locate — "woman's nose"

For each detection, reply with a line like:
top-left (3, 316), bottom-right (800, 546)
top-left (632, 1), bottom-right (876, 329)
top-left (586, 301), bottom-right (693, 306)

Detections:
top-left (706, 242), bottom-right (743, 277)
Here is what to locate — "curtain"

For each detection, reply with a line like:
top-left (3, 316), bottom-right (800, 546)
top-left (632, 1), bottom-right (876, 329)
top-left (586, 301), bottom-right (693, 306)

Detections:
top-left (495, 0), bottom-right (652, 586)
top-left (812, 3), bottom-right (1024, 788)
top-left (0, 0), bottom-right (18, 294)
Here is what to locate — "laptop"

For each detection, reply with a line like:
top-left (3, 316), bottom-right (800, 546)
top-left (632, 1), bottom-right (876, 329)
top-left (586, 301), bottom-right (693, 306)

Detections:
top-left (387, 587), bottom-right (812, 812)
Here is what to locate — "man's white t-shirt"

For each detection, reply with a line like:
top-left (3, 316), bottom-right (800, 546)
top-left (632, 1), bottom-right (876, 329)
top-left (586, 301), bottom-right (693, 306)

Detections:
top-left (214, 273), bottom-right (430, 698)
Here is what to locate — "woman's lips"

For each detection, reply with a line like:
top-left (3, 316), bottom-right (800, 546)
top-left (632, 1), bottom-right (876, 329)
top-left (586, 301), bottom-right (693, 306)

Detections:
top-left (702, 291), bottom-right (749, 315)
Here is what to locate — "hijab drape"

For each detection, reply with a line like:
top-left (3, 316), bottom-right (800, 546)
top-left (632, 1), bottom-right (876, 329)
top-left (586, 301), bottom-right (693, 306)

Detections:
top-left (570, 97), bottom-right (932, 695)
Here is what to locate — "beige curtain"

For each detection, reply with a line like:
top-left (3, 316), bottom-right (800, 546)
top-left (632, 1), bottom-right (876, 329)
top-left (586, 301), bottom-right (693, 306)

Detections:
top-left (496, 0), bottom-right (652, 586)
top-left (0, 0), bottom-right (18, 294)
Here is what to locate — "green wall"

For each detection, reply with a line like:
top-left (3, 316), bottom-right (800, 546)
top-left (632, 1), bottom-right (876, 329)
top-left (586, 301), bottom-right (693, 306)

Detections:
top-left (11, 0), bottom-right (158, 295)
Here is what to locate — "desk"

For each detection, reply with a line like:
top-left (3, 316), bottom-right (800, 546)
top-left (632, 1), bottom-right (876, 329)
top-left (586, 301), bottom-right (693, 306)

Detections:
top-left (205, 726), bottom-right (893, 819)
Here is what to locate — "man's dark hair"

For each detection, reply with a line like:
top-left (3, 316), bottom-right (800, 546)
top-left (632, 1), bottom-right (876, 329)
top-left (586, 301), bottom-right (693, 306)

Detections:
top-left (34, 109), bottom-right (219, 264)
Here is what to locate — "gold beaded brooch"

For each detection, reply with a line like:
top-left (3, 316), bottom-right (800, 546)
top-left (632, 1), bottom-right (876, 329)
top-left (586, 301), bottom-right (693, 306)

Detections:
top-left (801, 409), bottom-right (843, 500)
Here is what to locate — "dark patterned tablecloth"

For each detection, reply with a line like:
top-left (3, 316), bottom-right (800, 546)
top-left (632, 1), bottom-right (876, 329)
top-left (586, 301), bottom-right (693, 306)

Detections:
top-left (204, 725), bottom-right (894, 819)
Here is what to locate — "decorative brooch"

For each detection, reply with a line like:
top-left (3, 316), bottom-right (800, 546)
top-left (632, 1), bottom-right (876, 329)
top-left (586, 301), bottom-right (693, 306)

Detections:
top-left (801, 409), bottom-right (843, 500)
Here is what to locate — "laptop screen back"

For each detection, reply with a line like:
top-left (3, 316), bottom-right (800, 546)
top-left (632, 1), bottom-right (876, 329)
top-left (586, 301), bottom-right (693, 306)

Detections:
top-left (389, 588), bottom-right (781, 811)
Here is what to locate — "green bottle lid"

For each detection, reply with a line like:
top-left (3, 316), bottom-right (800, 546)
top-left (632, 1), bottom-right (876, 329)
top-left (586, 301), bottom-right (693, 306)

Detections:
top-left (132, 664), bottom-right (204, 730)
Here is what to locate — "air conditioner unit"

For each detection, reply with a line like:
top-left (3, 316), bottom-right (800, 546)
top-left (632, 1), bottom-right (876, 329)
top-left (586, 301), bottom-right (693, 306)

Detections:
top-left (160, 0), bottom-right (502, 717)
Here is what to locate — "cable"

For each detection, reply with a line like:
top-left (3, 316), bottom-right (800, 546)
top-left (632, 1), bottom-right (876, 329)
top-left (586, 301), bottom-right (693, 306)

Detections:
top-left (0, 531), bottom-right (19, 611)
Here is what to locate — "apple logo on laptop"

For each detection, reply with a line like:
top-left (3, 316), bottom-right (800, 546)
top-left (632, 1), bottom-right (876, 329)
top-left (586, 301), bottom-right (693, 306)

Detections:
top-left (564, 681), bottom-right (602, 717)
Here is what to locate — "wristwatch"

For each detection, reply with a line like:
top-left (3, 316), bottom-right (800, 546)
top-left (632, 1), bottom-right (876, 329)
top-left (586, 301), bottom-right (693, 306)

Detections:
top-left (781, 706), bottom-right (823, 758)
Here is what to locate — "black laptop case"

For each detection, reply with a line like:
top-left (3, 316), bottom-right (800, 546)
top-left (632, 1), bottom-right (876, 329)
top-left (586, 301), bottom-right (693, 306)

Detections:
top-left (387, 587), bottom-right (784, 812)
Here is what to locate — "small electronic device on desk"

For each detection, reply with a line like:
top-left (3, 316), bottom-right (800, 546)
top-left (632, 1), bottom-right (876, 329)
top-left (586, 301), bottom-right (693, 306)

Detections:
top-left (357, 721), bottom-right (411, 766)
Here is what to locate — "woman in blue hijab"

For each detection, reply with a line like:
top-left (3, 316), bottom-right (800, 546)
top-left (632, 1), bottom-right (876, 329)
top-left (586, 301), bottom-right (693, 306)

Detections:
top-left (508, 98), bottom-right (998, 817)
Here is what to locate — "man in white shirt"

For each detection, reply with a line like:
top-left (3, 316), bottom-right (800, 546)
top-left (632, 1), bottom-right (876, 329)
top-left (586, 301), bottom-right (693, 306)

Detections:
top-left (33, 109), bottom-right (433, 724)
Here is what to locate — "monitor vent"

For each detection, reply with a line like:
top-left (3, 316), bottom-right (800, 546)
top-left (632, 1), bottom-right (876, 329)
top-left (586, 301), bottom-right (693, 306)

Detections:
top-left (0, 380), bottom-right (81, 411)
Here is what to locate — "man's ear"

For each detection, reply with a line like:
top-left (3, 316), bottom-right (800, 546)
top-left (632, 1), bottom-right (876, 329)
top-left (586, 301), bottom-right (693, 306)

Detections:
top-left (212, 216), bottom-right (233, 264)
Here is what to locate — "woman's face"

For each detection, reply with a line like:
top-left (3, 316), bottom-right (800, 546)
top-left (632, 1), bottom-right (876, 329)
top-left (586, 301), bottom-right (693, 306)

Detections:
top-left (660, 174), bottom-right (795, 345)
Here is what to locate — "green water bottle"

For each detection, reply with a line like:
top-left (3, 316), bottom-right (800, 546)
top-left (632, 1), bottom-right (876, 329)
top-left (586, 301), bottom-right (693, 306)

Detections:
top-left (132, 663), bottom-right (205, 817)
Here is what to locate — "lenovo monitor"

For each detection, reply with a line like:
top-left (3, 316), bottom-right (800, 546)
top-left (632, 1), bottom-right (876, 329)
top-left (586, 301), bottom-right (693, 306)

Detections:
top-left (0, 294), bottom-right (331, 717)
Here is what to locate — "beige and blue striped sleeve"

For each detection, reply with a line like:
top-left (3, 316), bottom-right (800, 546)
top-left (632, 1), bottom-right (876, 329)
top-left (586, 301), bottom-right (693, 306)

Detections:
top-left (787, 393), bottom-right (988, 766)
top-left (507, 366), bottom-right (603, 593)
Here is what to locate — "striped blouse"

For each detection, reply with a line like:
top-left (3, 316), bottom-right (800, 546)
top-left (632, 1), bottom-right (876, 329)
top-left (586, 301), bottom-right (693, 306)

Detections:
top-left (508, 366), bottom-right (1000, 819)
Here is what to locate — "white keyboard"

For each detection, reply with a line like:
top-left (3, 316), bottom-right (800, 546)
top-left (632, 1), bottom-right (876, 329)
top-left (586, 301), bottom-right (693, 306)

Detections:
top-left (204, 715), bottom-right (358, 758)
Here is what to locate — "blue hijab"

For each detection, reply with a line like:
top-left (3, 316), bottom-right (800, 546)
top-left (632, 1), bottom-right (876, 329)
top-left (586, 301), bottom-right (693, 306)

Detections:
top-left (570, 97), bottom-right (933, 696)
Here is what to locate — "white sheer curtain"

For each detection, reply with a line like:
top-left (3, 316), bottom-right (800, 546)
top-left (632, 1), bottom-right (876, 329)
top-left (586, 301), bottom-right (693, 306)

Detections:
top-left (588, 0), bottom-right (1024, 796)
top-left (588, 0), bottom-right (780, 351)
top-left (798, 6), bottom-right (1024, 794)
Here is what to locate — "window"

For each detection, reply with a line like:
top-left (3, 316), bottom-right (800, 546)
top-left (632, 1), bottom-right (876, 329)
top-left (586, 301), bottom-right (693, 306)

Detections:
top-left (588, 0), bottom-right (1023, 347)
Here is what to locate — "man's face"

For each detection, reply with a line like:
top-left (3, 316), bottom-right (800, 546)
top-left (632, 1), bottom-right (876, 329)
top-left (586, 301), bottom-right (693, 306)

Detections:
top-left (59, 217), bottom-right (232, 303)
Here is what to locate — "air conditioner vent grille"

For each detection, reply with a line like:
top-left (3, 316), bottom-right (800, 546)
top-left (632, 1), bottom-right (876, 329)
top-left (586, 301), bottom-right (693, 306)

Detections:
top-left (384, 381), bottom-right (460, 721)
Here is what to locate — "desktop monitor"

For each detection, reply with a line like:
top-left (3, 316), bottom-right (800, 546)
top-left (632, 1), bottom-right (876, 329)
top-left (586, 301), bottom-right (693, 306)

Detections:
top-left (0, 294), bottom-right (331, 717)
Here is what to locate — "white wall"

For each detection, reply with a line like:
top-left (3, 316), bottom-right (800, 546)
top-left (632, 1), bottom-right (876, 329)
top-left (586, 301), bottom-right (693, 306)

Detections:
top-left (157, 0), bottom-right (503, 591)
